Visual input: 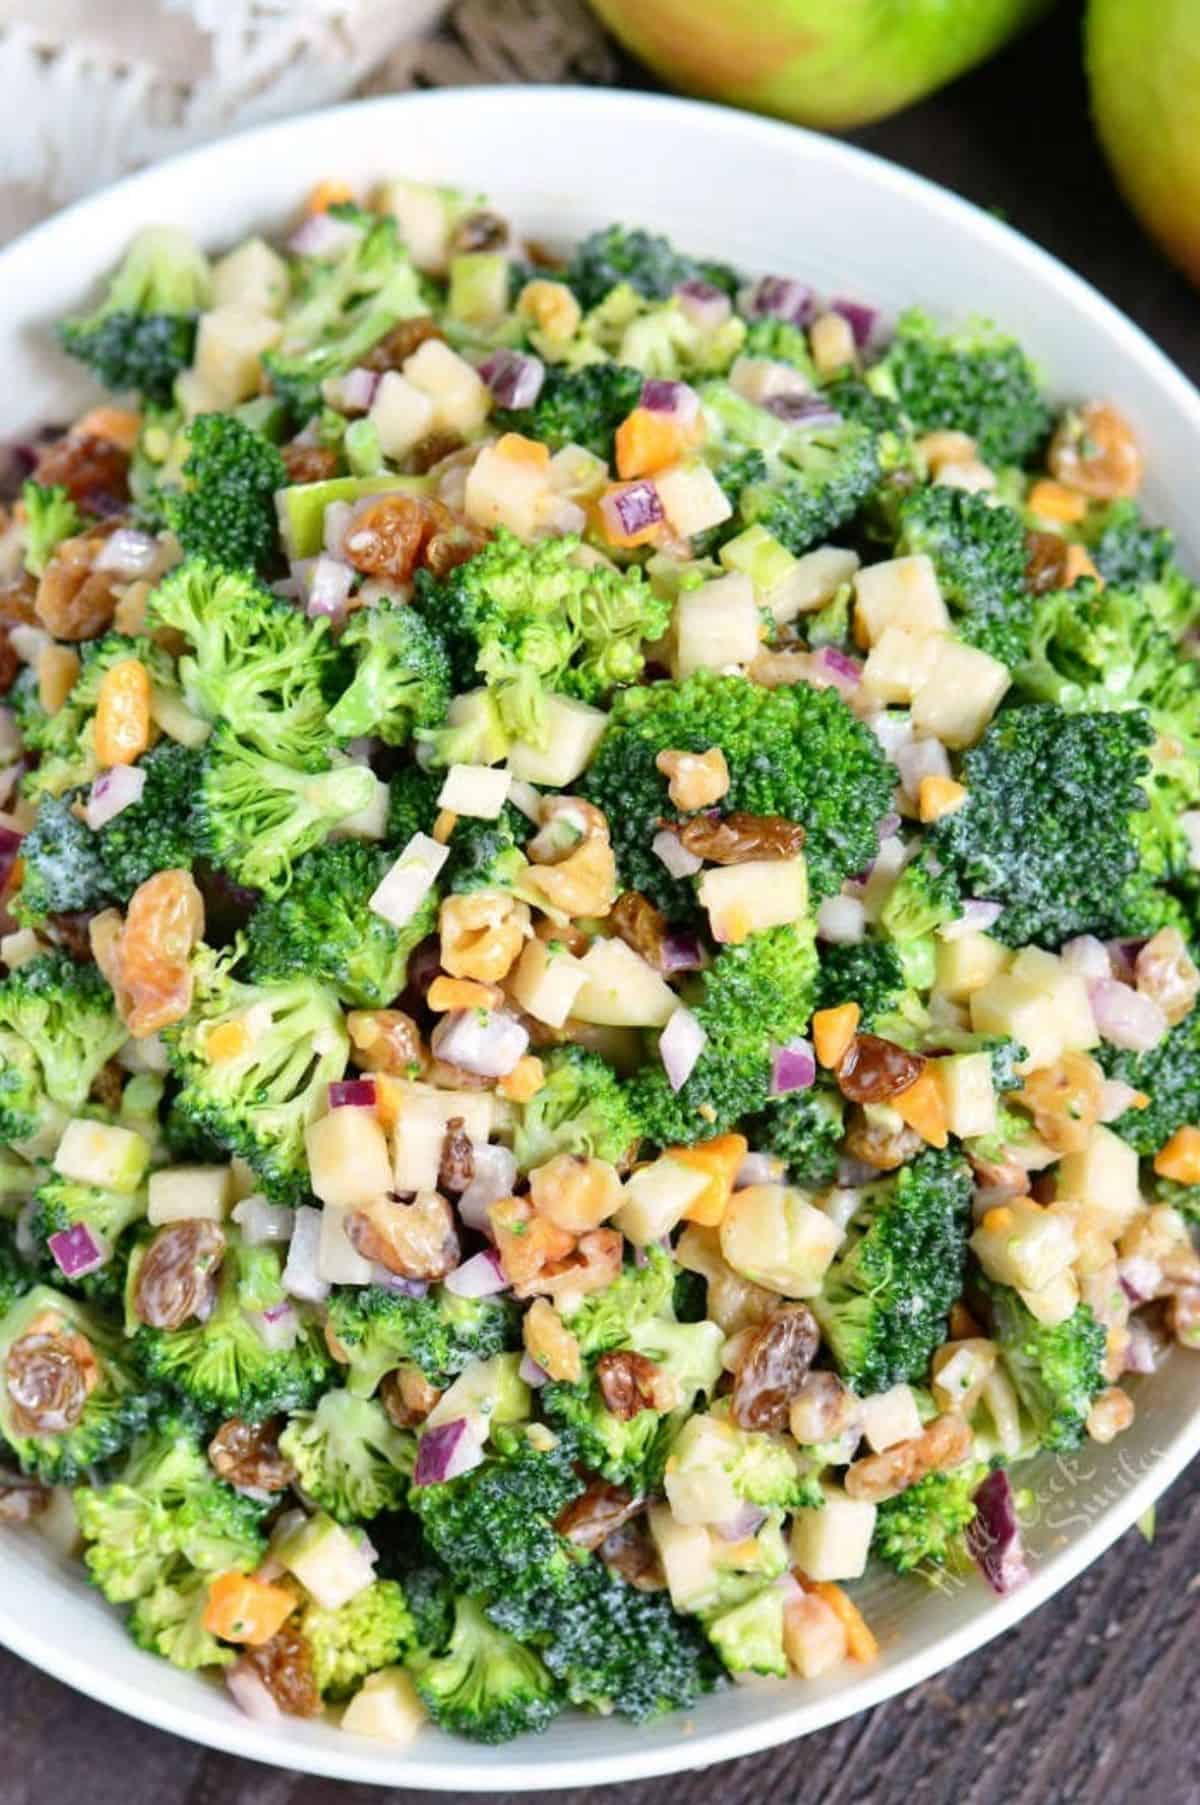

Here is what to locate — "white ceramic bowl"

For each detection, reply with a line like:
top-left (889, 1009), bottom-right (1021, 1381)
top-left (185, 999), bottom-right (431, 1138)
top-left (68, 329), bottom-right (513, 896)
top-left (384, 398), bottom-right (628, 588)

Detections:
top-left (1, 83), bottom-right (1198, 1791)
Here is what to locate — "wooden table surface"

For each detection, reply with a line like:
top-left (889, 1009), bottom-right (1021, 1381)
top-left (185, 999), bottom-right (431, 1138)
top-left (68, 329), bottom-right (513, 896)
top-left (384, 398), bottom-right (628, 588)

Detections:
top-left (3, 6), bottom-right (1198, 1802)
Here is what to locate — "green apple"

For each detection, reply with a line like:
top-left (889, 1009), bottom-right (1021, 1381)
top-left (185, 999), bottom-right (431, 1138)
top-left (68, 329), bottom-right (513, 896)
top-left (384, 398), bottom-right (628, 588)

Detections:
top-left (1088, 0), bottom-right (1200, 287)
top-left (587, 0), bottom-right (1051, 130)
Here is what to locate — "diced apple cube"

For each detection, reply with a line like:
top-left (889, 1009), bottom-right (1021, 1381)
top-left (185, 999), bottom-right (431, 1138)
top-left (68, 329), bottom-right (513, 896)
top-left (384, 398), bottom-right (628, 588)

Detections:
top-left (853, 554), bottom-right (949, 644)
top-left (444, 689), bottom-right (508, 766)
top-left (211, 238), bottom-right (289, 315)
top-left (970, 972), bottom-right (1062, 1073)
top-left (147, 1164), bottom-right (234, 1226)
top-left (53, 1119), bottom-right (148, 1194)
top-left (194, 305), bottom-right (281, 408)
top-left (911, 638), bottom-right (1011, 748)
top-left (698, 857), bottom-right (808, 943)
top-left (674, 571), bottom-right (760, 676)
top-left (655, 461), bottom-right (733, 538)
top-left (574, 938), bottom-right (679, 1028)
top-left (330, 774), bottom-right (389, 843)
top-left (378, 179), bottom-right (459, 273)
top-left (426, 1351), bottom-right (529, 1431)
top-left (508, 937), bottom-right (589, 1028)
top-left (507, 695), bottom-right (608, 786)
top-left (648, 1503), bottom-right (718, 1612)
top-left (317, 1203), bottom-right (375, 1285)
top-left (368, 371), bottom-right (436, 460)
top-left (861, 625), bottom-right (943, 705)
top-left (369, 832), bottom-right (449, 930)
top-left (448, 252), bottom-right (511, 326)
top-left (790, 1485), bottom-right (876, 1582)
top-left (783, 1592), bottom-right (849, 1678)
top-left (436, 763), bottom-right (512, 819)
top-left (767, 545), bottom-right (860, 625)
top-left (341, 1666), bottom-right (427, 1743)
top-left (1017, 1269), bottom-right (1080, 1327)
top-left (173, 369), bottom-right (223, 420)
top-left (720, 1184), bottom-right (843, 1296)
top-left (1057, 1125), bottom-right (1142, 1237)
top-left (935, 931), bottom-right (1009, 1001)
top-left (931, 1052), bottom-right (997, 1139)
top-left (861, 1384), bottom-right (923, 1452)
top-left (464, 438), bottom-right (551, 538)
top-left (277, 1512), bottom-right (376, 1610)
top-left (970, 1198), bottom-right (1077, 1291)
top-left (403, 339), bottom-right (490, 438)
top-left (306, 1108), bottom-right (392, 1209)
top-left (391, 1083), bottom-right (494, 1192)
top-left (0, 929), bottom-right (41, 969)
top-left (661, 1413), bottom-right (743, 1525)
top-left (615, 1156), bottom-right (710, 1246)
top-left (1008, 950), bottom-right (1098, 1054)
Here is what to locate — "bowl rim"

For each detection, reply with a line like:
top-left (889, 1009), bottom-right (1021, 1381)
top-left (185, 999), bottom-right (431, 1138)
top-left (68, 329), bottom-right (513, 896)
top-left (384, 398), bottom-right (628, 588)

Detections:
top-left (1, 79), bottom-right (1199, 1791)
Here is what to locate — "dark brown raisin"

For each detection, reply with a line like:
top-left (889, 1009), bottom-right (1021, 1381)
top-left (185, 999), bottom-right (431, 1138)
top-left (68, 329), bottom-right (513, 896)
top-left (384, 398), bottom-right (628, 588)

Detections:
top-left (730, 1304), bottom-right (819, 1433)
top-left (87, 1059), bottom-right (125, 1113)
top-left (43, 910), bottom-right (99, 963)
top-left (361, 317), bottom-right (444, 373)
top-left (33, 433), bottom-right (129, 513)
top-left (599, 1519), bottom-right (666, 1591)
top-left (280, 442), bottom-right (341, 485)
top-left (133, 1220), bottom-right (226, 1330)
top-left (380, 1364), bottom-right (441, 1428)
top-left (407, 432), bottom-right (464, 475)
top-left (0, 631), bottom-right (18, 697)
top-left (6, 1329), bottom-right (92, 1434)
top-left (555, 1480), bottom-right (643, 1551)
top-left (208, 1417), bottom-right (295, 1492)
top-left (673, 811), bottom-right (806, 866)
top-left (438, 1116), bottom-right (474, 1194)
top-left (242, 1622), bottom-right (321, 1717)
top-left (1025, 529), bottom-right (1070, 595)
top-left (610, 890), bottom-right (670, 972)
top-left (453, 210), bottom-right (509, 254)
top-left (837, 1033), bottom-right (926, 1104)
top-left (595, 1350), bottom-right (671, 1421)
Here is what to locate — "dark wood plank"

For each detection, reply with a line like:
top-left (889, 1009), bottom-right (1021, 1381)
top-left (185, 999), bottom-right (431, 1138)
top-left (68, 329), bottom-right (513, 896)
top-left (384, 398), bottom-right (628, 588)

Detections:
top-left (1, 6), bottom-right (1197, 1803)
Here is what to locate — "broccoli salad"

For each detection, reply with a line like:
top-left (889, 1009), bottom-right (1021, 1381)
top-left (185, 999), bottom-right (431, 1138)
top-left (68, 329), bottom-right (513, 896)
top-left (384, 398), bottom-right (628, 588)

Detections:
top-left (0, 179), bottom-right (1196, 1747)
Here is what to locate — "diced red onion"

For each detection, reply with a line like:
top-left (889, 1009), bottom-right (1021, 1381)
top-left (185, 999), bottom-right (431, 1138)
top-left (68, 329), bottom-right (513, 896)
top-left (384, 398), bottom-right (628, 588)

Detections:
top-left (674, 278), bottom-right (732, 329)
top-left (246, 1302), bottom-right (300, 1353)
top-left (1098, 1078), bottom-right (1142, 1123)
top-left (640, 378), bottom-right (700, 428)
top-left (84, 765), bottom-right (146, 831)
top-left (479, 349), bottom-right (545, 410)
top-left (1087, 978), bottom-right (1167, 1052)
top-left (938, 898), bottom-right (1003, 942)
top-left (288, 210), bottom-right (362, 258)
top-left (1124, 1315), bottom-right (1168, 1375)
top-left (830, 298), bottom-right (879, 349)
top-left (730, 356), bottom-right (812, 410)
top-left (458, 1143), bottom-right (518, 1235)
top-left (652, 828), bottom-right (702, 880)
top-left (714, 1504), bottom-right (767, 1542)
top-left (739, 275), bottom-right (815, 325)
top-left (443, 1247), bottom-right (509, 1299)
top-left (600, 480), bottom-right (662, 541)
top-left (1061, 934), bottom-right (1112, 980)
top-left (282, 1204), bottom-right (329, 1303)
top-left (765, 394), bottom-right (842, 428)
top-left (329, 1078), bottom-right (377, 1110)
top-left (895, 735), bottom-right (950, 799)
top-left (322, 500), bottom-right (354, 559)
top-left (414, 1417), bottom-right (486, 1487)
top-left (323, 366), bottom-right (380, 413)
top-left (735, 1151), bottom-right (784, 1189)
top-left (94, 528), bottom-right (163, 578)
top-left (809, 645), bottom-right (861, 696)
top-left (1105, 938), bottom-right (1146, 984)
top-left (877, 811), bottom-right (902, 843)
top-left (1118, 1256), bottom-right (1161, 1305)
top-left (518, 1351), bottom-right (549, 1388)
top-left (47, 1223), bottom-right (108, 1279)
top-left (770, 1037), bottom-right (816, 1096)
top-left (431, 1008), bottom-right (529, 1079)
top-left (370, 1269), bottom-right (429, 1297)
top-left (661, 930), bottom-right (706, 974)
top-left (231, 1196), bottom-right (295, 1245)
top-left (817, 893), bottom-right (867, 945)
top-left (967, 1469), bottom-right (1030, 1597)
top-left (837, 1155), bottom-right (879, 1189)
top-left (304, 553), bottom-right (354, 620)
top-left (659, 1006), bottom-right (707, 1092)
top-left (226, 1660), bottom-right (282, 1724)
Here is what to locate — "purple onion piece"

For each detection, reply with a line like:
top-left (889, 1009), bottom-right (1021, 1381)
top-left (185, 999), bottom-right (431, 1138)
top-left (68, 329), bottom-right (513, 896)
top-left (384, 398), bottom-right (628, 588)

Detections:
top-left (659, 1006), bottom-right (707, 1093)
top-left (329, 1078), bottom-right (378, 1110)
top-left (764, 394), bottom-right (842, 427)
top-left (967, 1469), bottom-right (1030, 1597)
top-left (518, 1351), bottom-right (549, 1388)
top-left (442, 1248), bottom-right (509, 1299)
top-left (714, 1504), bottom-right (768, 1543)
top-left (830, 297), bottom-right (879, 349)
top-left (48, 1223), bottom-right (108, 1279)
top-left (370, 1269), bottom-right (429, 1298)
top-left (770, 1037), bottom-right (816, 1097)
top-left (479, 349), bottom-right (545, 410)
top-left (414, 1417), bottom-right (485, 1487)
top-left (674, 278), bottom-right (732, 330)
top-left (740, 275), bottom-right (816, 326)
top-left (603, 480), bottom-right (663, 539)
top-left (660, 930), bottom-right (706, 974)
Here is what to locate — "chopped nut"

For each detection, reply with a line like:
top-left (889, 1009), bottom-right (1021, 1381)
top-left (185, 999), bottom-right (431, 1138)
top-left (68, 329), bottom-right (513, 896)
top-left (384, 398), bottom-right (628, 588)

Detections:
top-left (672, 811), bottom-right (805, 865)
top-left (655, 746), bottom-right (730, 812)
top-left (528, 835), bottom-right (616, 917)
top-left (36, 531), bottom-right (122, 640)
top-left (347, 1008), bottom-right (426, 1077)
top-left (529, 1153), bottom-right (623, 1233)
top-left (490, 1195), bottom-right (576, 1292)
top-left (439, 891), bottom-right (530, 984)
top-left (1016, 1052), bottom-right (1105, 1154)
top-left (348, 1191), bottom-right (460, 1281)
top-left (380, 1363), bottom-right (441, 1427)
top-left (527, 795), bottom-right (610, 865)
top-left (1048, 401), bottom-right (1143, 500)
top-left (437, 1117), bottom-right (474, 1194)
top-left (524, 1297), bottom-right (582, 1383)
top-left (1135, 927), bottom-right (1200, 1026)
top-left (844, 1413), bottom-right (972, 1503)
top-left (1086, 1386), bottom-right (1135, 1444)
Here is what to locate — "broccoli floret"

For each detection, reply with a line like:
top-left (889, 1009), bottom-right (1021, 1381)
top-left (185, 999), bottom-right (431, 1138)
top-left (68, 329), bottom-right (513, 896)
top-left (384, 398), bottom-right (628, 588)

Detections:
top-left (1081, 498), bottom-right (1177, 590)
top-left (628, 921), bottom-right (819, 1146)
top-left (555, 1246), bottom-right (678, 1359)
top-left (815, 938), bottom-right (908, 1028)
top-left (410, 1594), bottom-right (563, 1743)
top-left (0, 953), bottom-right (125, 1121)
top-left (444, 804), bottom-right (530, 897)
top-left (386, 763), bottom-right (441, 846)
top-left (869, 308), bottom-right (1050, 465)
top-left (494, 361), bottom-right (643, 461)
top-left (164, 412), bottom-right (286, 574)
top-left (584, 671), bottom-right (895, 912)
top-left (813, 1147), bottom-right (973, 1393)
top-left (278, 1389), bottom-right (415, 1523)
top-left (326, 1284), bottom-right (518, 1398)
top-left (28, 1173), bottom-right (146, 1300)
top-left (1096, 1005), bottom-right (1200, 1157)
top-left (742, 317), bottom-right (817, 378)
top-left (129, 1231), bottom-right (331, 1420)
top-left (165, 945), bottom-right (348, 1201)
top-left (565, 225), bottom-right (738, 311)
top-left (57, 226), bottom-right (211, 404)
top-left (149, 560), bottom-right (341, 769)
top-left (302, 1579), bottom-right (414, 1699)
top-left (703, 1586), bottom-right (787, 1679)
top-left (511, 1045), bottom-right (643, 1172)
top-left (929, 704), bottom-right (1155, 947)
top-left (14, 798), bottom-right (111, 925)
top-left (0, 1220), bottom-right (36, 1318)
top-left (670, 1406), bottom-right (823, 1514)
top-left (21, 631), bottom-right (180, 804)
top-left (244, 840), bottom-right (435, 1009)
top-left (872, 1464), bottom-right (984, 1574)
top-left (74, 1418), bottom-right (268, 1605)
top-left (265, 208), bottom-right (428, 425)
top-left (129, 1567), bottom-right (231, 1670)
top-left (22, 481), bottom-right (85, 578)
top-left (195, 730), bottom-right (377, 897)
top-left (415, 530), bottom-right (669, 745)
top-left (982, 1279), bottom-right (1106, 1453)
top-left (327, 600), bottom-right (451, 747)
top-left (0, 1287), bottom-right (154, 1481)
top-left (896, 484), bottom-right (1033, 667)
top-left (879, 853), bottom-right (963, 944)
top-left (94, 742), bottom-right (202, 900)
top-left (748, 1080), bottom-right (844, 1188)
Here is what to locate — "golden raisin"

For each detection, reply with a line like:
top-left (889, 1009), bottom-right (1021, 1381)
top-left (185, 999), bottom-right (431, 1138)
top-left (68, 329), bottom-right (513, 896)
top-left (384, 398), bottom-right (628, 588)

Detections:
top-left (555, 1481), bottom-right (643, 1550)
top-left (837, 1034), bottom-right (927, 1104)
top-left (241, 1622), bottom-right (322, 1718)
top-left (280, 442), bottom-right (341, 484)
top-left (33, 432), bottom-right (129, 512)
top-left (208, 1417), bottom-right (295, 1492)
top-left (730, 1304), bottom-right (820, 1433)
top-left (118, 869), bottom-right (205, 1037)
top-left (134, 1221), bottom-right (226, 1330)
top-left (361, 317), bottom-right (444, 372)
top-left (673, 811), bottom-right (806, 865)
top-left (1048, 401), bottom-right (1143, 500)
top-left (610, 890), bottom-right (671, 971)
